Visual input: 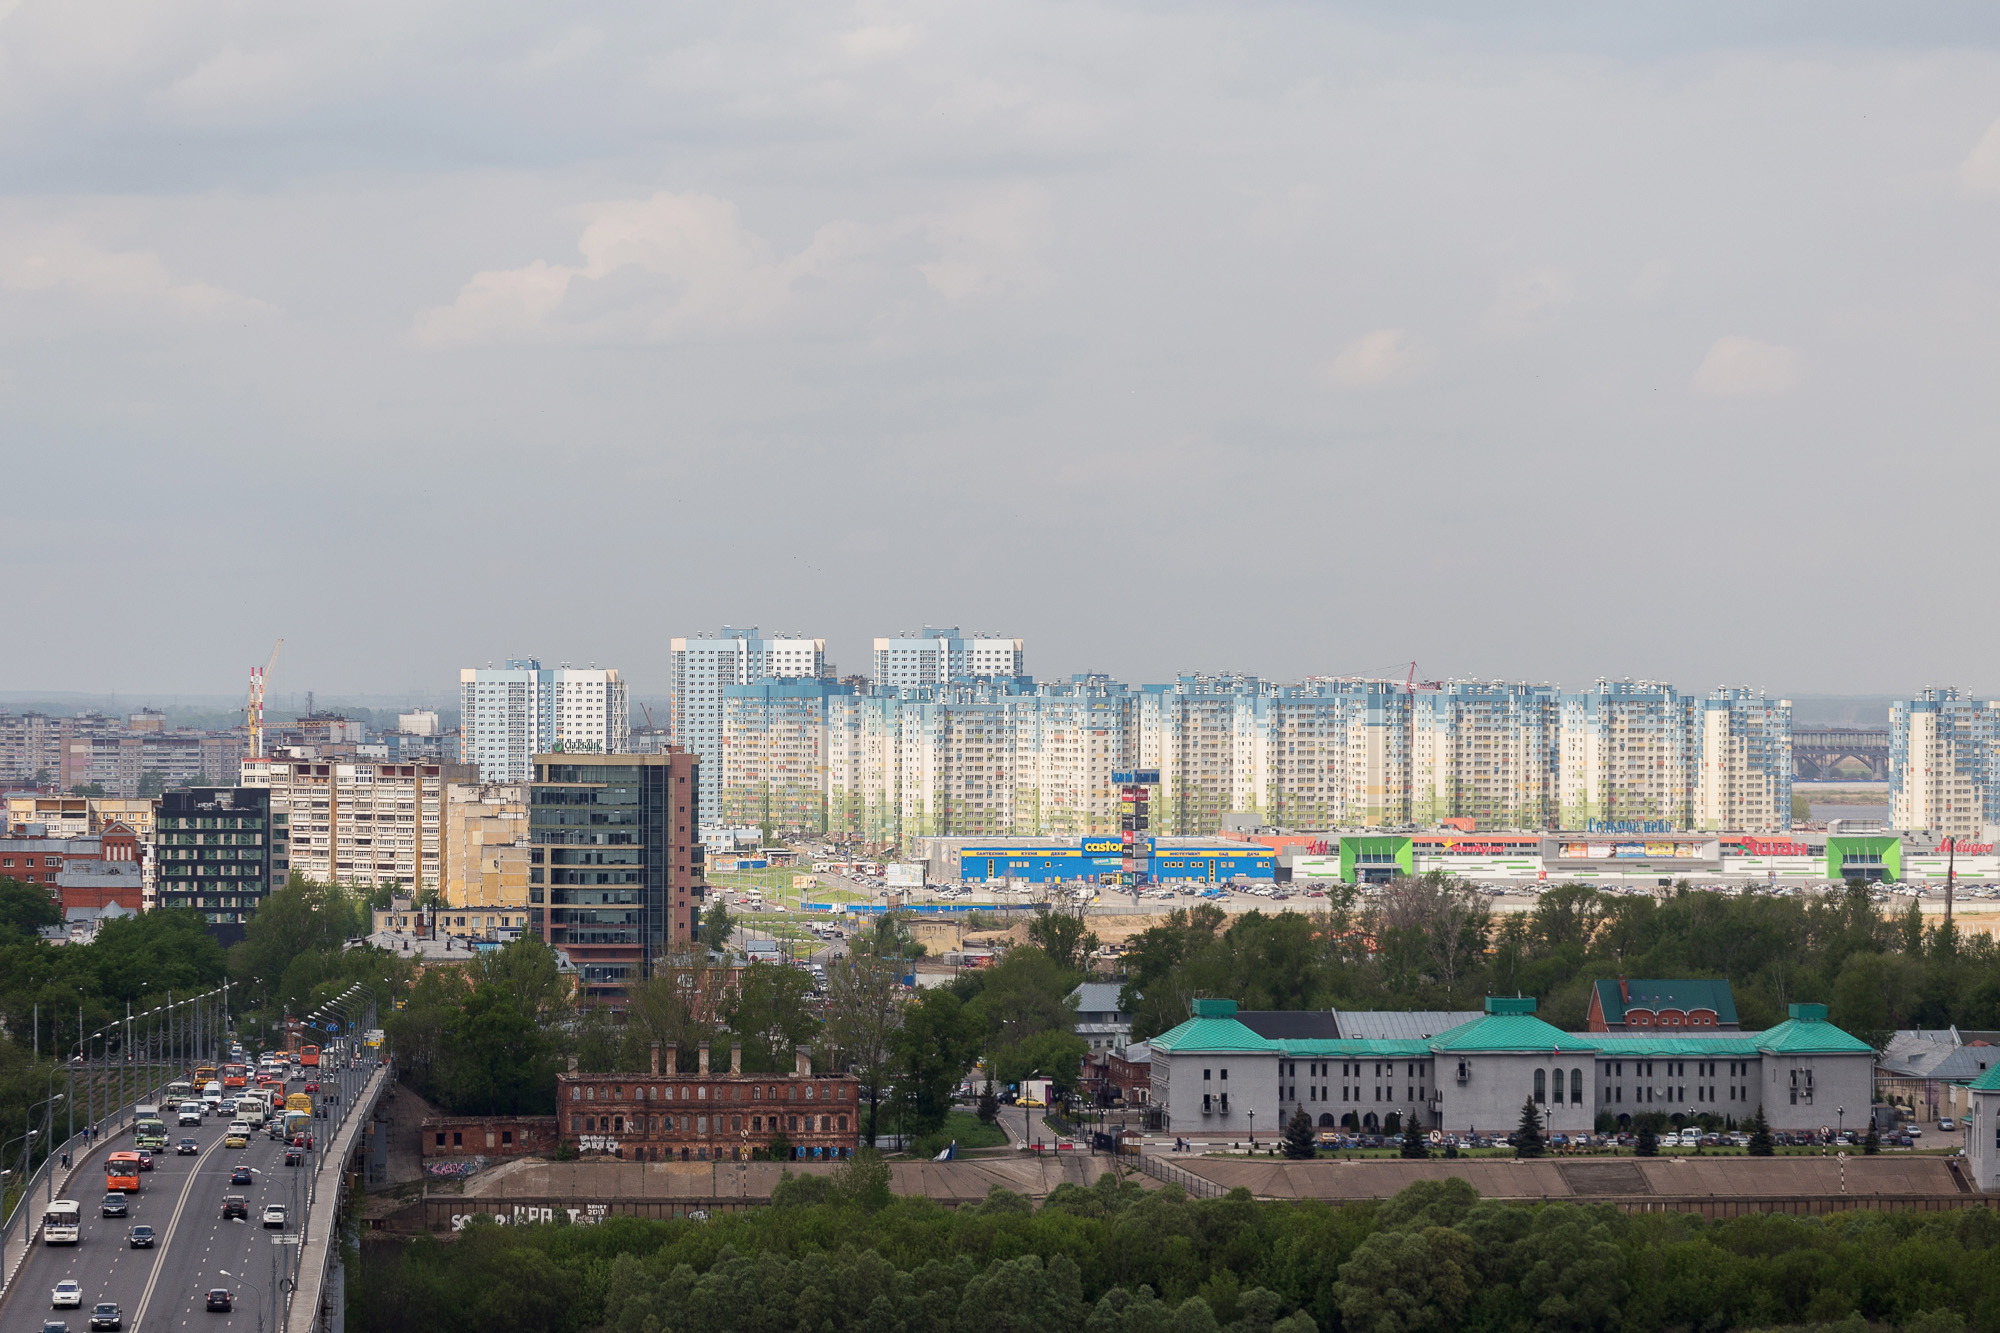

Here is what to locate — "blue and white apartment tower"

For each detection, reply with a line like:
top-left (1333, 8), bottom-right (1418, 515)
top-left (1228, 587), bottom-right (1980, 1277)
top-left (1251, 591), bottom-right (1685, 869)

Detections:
top-left (460, 658), bottom-right (630, 783)
top-left (670, 629), bottom-right (827, 817)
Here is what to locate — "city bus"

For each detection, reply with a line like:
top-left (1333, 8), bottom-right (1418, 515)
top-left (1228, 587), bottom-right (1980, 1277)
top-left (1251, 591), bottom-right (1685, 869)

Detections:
top-left (299, 1044), bottom-right (320, 1068)
top-left (222, 1062), bottom-right (248, 1090)
top-left (106, 1152), bottom-right (143, 1193)
top-left (43, 1200), bottom-right (81, 1244)
top-left (195, 1063), bottom-right (218, 1087)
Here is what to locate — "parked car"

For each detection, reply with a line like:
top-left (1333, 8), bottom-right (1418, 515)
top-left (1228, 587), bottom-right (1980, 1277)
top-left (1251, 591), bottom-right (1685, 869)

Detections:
top-left (1939, 1118), bottom-right (1957, 1132)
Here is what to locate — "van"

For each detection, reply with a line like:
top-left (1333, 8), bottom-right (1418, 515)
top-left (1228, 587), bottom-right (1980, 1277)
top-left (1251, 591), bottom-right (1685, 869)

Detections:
top-left (202, 1081), bottom-right (224, 1109)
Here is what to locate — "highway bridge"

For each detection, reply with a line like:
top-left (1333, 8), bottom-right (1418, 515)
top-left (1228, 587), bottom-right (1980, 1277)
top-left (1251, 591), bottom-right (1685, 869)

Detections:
top-left (1793, 727), bottom-right (1891, 782)
top-left (0, 1056), bottom-right (387, 1333)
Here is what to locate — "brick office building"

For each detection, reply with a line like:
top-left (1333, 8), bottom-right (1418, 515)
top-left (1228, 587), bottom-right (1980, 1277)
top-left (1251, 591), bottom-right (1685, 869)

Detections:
top-left (558, 1041), bottom-right (860, 1162)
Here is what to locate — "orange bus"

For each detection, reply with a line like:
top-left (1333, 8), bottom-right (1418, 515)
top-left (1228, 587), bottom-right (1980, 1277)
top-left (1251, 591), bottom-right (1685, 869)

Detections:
top-left (195, 1063), bottom-right (218, 1086)
top-left (299, 1044), bottom-right (320, 1068)
top-left (106, 1152), bottom-right (142, 1193)
top-left (222, 1063), bottom-right (248, 1089)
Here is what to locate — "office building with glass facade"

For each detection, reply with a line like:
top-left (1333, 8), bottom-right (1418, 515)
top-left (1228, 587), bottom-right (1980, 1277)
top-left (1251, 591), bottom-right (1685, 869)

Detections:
top-left (530, 751), bottom-right (704, 1008)
top-left (154, 786), bottom-right (280, 945)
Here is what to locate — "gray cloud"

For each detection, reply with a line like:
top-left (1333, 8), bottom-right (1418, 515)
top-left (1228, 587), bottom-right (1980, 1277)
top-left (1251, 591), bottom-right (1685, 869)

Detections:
top-left (3, 1), bottom-right (2000, 700)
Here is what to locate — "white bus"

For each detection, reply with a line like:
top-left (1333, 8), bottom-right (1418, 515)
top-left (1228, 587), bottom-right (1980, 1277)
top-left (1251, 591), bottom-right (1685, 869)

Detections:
top-left (44, 1200), bottom-right (82, 1244)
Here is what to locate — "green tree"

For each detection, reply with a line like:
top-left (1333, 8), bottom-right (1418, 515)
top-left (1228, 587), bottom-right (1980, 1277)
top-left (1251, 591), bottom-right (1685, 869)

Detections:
top-left (977, 1083), bottom-right (1001, 1125)
top-left (726, 961), bottom-right (821, 1072)
top-left (1282, 1105), bottom-right (1317, 1159)
top-left (0, 877), bottom-right (61, 937)
top-left (1634, 1118), bottom-right (1658, 1157)
top-left (1746, 1106), bottom-right (1774, 1156)
top-left (698, 901), bottom-right (736, 952)
top-left (1863, 1117), bottom-right (1880, 1154)
top-left (1027, 909), bottom-right (1099, 972)
top-left (1513, 1097), bottom-right (1545, 1158)
top-left (1335, 1225), bottom-right (1479, 1333)
top-left (1401, 1113), bottom-right (1429, 1159)
top-left (821, 949), bottom-right (900, 1145)
top-left (893, 987), bottom-right (984, 1134)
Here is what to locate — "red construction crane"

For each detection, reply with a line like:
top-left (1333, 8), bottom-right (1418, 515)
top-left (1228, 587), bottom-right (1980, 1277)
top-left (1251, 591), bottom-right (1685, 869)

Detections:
top-left (1404, 661), bottom-right (1442, 694)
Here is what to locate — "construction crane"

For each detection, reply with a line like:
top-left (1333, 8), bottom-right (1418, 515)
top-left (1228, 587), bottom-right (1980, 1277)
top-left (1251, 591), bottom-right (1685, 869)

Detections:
top-left (247, 638), bottom-right (284, 759)
top-left (1404, 661), bottom-right (1442, 694)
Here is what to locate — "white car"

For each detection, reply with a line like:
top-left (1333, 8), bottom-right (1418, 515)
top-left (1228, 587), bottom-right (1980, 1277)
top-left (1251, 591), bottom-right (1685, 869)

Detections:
top-left (178, 1103), bottom-right (204, 1126)
top-left (262, 1204), bottom-right (288, 1229)
top-left (54, 1279), bottom-right (84, 1308)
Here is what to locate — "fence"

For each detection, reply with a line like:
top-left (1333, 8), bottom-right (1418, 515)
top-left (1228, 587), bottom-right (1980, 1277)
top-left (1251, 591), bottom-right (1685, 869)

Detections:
top-left (1134, 1152), bottom-right (1227, 1199)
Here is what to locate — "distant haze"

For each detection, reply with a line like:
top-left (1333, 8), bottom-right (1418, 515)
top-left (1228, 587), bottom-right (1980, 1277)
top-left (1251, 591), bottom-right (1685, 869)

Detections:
top-left (4, 3), bottom-right (1999, 697)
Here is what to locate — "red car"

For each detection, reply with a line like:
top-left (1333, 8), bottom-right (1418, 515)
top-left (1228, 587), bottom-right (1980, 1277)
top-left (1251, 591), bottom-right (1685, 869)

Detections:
top-left (303, 1082), bottom-right (319, 1094)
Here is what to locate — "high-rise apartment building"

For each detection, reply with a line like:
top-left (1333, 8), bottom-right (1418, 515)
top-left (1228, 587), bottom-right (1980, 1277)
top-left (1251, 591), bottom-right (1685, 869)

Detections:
top-left (1891, 688), bottom-right (1999, 838)
top-left (459, 659), bottom-right (630, 783)
top-left (670, 629), bottom-right (827, 816)
top-left (529, 750), bottom-right (705, 1008)
top-left (154, 786), bottom-right (277, 943)
top-left (1557, 682), bottom-right (1697, 829)
top-left (240, 756), bottom-right (475, 890)
top-left (1413, 683), bottom-right (1560, 830)
top-left (1696, 688), bottom-right (1793, 832)
top-left (872, 627), bottom-right (1025, 687)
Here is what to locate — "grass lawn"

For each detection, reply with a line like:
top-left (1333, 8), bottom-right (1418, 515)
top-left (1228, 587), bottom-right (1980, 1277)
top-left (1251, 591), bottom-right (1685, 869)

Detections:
top-left (909, 1110), bottom-right (1011, 1156)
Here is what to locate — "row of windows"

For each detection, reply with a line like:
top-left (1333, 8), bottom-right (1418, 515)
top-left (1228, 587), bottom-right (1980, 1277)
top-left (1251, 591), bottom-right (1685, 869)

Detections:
top-left (577, 1113), bottom-right (845, 1135)
top-left (572, 1081), bottom-right (848, 1104)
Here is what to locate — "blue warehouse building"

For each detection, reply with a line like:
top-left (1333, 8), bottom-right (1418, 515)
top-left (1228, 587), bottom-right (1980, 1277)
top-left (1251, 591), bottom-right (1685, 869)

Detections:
top-left (949, 837), bottom-right (1275, 885)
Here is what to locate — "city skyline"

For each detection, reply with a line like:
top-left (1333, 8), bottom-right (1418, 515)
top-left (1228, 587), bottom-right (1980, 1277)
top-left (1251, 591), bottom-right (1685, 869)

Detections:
top-left (6, 6), bottom-right (2000, 697)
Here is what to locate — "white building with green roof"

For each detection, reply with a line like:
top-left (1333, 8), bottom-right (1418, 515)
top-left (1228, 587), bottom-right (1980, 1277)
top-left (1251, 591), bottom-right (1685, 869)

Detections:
top-left (1146, 997), bottom-right (1876, 1138)
top-left (1964, 1063), bottom-right (2000, 1189)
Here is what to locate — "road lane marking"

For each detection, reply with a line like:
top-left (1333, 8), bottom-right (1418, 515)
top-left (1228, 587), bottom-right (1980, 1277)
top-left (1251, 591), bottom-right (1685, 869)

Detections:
top-left (132, 1136), bottom-right (231, 1331)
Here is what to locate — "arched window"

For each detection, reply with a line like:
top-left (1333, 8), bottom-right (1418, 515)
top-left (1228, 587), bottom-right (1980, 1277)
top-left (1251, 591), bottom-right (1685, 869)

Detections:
top-left (1571, 1069), bottom-right (1584, 1104)
top-left (1533, 1068), bottom-right (1546, 1104)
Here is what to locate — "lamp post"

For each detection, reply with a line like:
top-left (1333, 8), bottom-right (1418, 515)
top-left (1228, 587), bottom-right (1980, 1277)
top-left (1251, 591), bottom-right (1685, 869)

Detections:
top-left (219, 1268), bottom-right (267, 1333)
top-left (1838, 1106), bottom-right (1846, 1143)
top-left (1248, 1109), bottom-right (1255, 1150)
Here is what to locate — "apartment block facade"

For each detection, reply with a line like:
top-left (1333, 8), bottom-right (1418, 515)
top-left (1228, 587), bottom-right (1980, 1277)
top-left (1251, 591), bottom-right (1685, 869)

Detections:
top-left (460, 660), bottom-right (630, 783)
top-left (240, 755), bottom-right (476, 890)
top-left (871, 626), bottom-right (1025, 687)
top-left (670, 628), bottom-right (827, 819)
top-left (1891, 689), bottom-right (2000, 839)
top-left (442, 782), bottom-right (531, 910)
top-left (154, 786), bottom-right (277, 941)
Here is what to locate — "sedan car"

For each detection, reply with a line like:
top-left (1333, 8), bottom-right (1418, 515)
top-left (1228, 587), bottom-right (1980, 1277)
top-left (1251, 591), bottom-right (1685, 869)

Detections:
top-left (262, 1204), bottom-right (288, 1229)
top-left (284, 1148), bottom-right (303, 1166)
top-left (135, 1151), bottom-right (154, 1172)
top-left (178, 1137), bottom-right (200, 1155)
top-left (205, 1291), bottom-right (233, 1313)
top-left (88, 1304), bottom-right (123, 1332)
top-left (52, 1280), bottom-right (83, 1309)
top-left (230, 1165), bottom-right (254, 1185)
top-left (101, 1193), bottom-right (129, 1218)
top-left (128, 1225), bottom-right (156, 1249)
top-left (43, 1321), bottom-right (69, 1333)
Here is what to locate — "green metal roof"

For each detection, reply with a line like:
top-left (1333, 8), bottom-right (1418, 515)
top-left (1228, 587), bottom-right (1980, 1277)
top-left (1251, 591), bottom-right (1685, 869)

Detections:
top-left (1271, 1039), bottom-right (1435, 1058)
top-left (1592, 977), bottom-right (1739, 1025)
top-left (1754, 1016), bottom-right (1876, 1055)
top-left (1146, 1016), bottom-right (1279, 1054)
top-left (1590, 1036), bottom-right (1764, 1057)
top-left (1428, 1013), bottom-right (1598, 1054)
top-left (1968, 1063), bottom-right (2000, 1092)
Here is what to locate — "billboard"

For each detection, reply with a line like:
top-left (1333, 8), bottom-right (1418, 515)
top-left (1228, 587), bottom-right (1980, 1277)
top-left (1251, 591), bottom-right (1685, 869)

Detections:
top-left (1081, 836), bottom-right (1123, 855)
top-left (885, 863), bottom-right (924, 888)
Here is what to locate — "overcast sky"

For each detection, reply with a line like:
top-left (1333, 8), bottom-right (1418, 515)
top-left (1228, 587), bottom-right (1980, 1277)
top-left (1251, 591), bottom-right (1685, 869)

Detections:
top-left (5, 1), bottom-right (1999, 702)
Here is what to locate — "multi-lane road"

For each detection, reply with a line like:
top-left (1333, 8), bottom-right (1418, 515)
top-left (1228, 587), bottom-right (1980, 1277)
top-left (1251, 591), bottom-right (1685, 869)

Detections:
top-left (2, 1099), bottom-right (315, 1333)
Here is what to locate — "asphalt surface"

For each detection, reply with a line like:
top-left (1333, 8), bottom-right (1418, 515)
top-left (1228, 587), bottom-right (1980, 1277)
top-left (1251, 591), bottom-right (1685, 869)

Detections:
top-left (4, 1089), bottom-right (319, 1333)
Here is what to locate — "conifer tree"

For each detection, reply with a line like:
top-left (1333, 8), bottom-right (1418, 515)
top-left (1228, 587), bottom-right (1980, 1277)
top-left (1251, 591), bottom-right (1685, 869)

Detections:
top-left (1513, 1097), bottom-right (1545, 1158)
top-left (1747, 1107), bottom-right (1774, 1157)
top-left (1282, 1106), bottom-right (1317, 1160)
top-left (1400, 1112), bottom-right (1429, 1160)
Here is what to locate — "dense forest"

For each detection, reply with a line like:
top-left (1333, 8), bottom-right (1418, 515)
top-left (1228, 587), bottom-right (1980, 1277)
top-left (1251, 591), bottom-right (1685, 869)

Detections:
top-left (354, 1170), bottom-right (2000, 1333)
top-left (1119, 878), bottom-right (1986, 1045)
